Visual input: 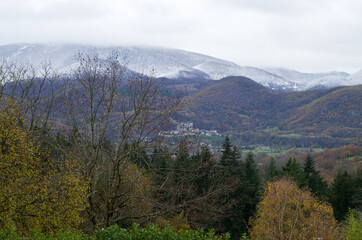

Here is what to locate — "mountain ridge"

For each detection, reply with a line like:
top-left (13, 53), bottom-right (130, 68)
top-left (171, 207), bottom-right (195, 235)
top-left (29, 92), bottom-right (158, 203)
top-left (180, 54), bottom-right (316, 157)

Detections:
top-left (1, 43), bottom-right (361, 91)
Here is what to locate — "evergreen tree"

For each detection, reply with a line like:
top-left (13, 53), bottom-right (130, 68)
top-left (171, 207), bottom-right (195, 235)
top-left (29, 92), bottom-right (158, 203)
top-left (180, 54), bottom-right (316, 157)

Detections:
top-left (303, 154), bottom-right (328, 198)
top-left (150, 147), bottom-right (171, 186)
top-left (264, 157), bottom-right (280, 182)
top-left (219, 136), bottom-right (237, 167)
top-left (330, 171), bottom-right (357, 221)
top-left (215, 137), bottom-right (242, 239)
top-left (282, 157), bottom-right (306, 187)
top-left (241, 152), bottom-right (261, 232)
top-left (218, 137), bottom-right (257, 239)
top-left (353, 169), bottom-right (362, 212)
top-left (194, 146), bottom-right (214, 195)
top-left (303, 154), bottom-right (316, 174)
top-left (172, 140), bottom-right (193, 204)
top-left (174, 140), bottom-right (192, 173)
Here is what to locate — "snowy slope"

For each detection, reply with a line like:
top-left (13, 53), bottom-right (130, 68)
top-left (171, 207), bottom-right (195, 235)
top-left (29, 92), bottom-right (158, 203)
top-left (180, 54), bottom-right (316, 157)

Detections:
top-left (346, 70), bottom-right (362, 86)
top-left (0, 43), bottom-right (295, 90)
top-left (264, 68), bottom-right (355, 90)
top-left (0, 43), bottom-right (360, 91)
top-left (194, 62), bottom-right (296, 90)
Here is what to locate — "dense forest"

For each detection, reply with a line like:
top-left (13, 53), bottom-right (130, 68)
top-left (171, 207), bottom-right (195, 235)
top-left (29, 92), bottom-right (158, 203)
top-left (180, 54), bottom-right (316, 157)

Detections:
top-left (0, 55), bottom-right (361, 239)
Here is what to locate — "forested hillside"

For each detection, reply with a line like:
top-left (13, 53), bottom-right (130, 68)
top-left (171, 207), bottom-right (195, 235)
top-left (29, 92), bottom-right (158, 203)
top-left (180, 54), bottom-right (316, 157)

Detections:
top-left (175, 76), bottom-right (361, 148)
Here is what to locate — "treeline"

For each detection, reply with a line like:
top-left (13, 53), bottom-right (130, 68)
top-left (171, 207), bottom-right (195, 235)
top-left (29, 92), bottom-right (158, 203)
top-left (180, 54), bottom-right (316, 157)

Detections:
top-left (0, 56), bottom-right (361, 239)
top-left (147, 137), bottom-right (261, 239)
top-left (258, 144), bottom-right (361, 183)
top-left (232, 130), bottom-right (357, 149)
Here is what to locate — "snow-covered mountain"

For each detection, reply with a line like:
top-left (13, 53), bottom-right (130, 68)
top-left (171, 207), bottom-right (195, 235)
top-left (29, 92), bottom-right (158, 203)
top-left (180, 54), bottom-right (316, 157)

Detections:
top-left (263, 68), bottom-right (353, 90)
top-left (0, 43), bottom-right (360, 91)
top-left (346, 70), bottom-right (362, 86)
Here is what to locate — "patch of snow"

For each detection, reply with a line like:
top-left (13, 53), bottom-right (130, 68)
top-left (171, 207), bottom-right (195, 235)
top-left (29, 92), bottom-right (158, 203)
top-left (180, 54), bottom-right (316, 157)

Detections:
top-left (0, 43), bottom-right (360, 91)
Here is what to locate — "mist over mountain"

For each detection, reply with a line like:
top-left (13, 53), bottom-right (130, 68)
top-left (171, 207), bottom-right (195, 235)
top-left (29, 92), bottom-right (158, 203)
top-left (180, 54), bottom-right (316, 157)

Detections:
top-left (1, 43), bottom-right (361, 91)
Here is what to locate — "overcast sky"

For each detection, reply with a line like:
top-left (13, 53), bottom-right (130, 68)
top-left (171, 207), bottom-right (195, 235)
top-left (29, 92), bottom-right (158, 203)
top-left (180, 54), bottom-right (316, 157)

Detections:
top-left (1, 0), bottom-right (362, 73)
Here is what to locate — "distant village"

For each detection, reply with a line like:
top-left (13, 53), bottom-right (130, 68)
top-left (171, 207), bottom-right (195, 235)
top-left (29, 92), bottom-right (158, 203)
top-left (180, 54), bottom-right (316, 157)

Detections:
top-left (160, 122), bottom-right (221, 137)
top-left (160, 122), bottom-right (270, 153)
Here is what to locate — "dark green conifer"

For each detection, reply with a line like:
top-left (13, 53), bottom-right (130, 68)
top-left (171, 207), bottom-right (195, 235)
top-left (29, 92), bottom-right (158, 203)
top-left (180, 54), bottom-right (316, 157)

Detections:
top-left (241, 152), bottom-right (261, 232)
top-left (264, 157), bottom-right (280, 182)
top-left (173, 140), bottom-right (192, 183)
top-left (219, 136), bottom-right (236, 166)
top-left (217, 137), bottom-right (243, 239)
top-left (329, 171), bottom-right (356, 221)
top-left (282, 157), bottom-right (306, 187)
top-left (194, 146), bottom-right (214, 195)
top-left (150, 147), bottom-right (171, 185)
top-left (303, 154), bottom-right (328, 198)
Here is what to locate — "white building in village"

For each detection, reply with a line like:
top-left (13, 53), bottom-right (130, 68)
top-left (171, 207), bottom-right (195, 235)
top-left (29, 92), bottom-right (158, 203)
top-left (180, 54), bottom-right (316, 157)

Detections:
top-left (177, 122), bottom-right (193, 132)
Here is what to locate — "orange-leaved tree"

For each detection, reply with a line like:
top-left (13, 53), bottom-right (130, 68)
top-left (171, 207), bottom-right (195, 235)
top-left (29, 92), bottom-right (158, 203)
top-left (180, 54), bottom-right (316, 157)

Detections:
top-left (0, 100), bottom-right (87, 234)
top-left (249, 178), bottom-right (340, 240)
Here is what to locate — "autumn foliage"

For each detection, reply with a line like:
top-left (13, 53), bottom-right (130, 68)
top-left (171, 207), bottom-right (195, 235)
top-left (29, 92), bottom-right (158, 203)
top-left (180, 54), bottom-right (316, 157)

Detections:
top-left (250, 179), bottom-right (340, 240)
top-left (0, 101), bottom-right (87, 234)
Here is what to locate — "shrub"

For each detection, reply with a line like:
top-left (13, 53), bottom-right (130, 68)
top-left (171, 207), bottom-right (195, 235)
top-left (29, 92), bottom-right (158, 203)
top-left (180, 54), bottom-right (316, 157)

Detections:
top-left (0, 224), bottom-right (229, 240)
top-left (343, 210), bottom-right (362, 240)
top-left (94, 224), bottom-right (230, 240)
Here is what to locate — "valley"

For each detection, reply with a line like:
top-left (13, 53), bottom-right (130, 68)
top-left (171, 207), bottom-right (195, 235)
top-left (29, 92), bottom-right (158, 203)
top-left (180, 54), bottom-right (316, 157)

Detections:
top-left (171, 76), bottom-right (361, 148)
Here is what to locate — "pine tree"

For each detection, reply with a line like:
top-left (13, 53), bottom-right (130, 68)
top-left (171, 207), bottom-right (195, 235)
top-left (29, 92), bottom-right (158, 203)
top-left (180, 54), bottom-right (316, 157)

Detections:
top-left (282, 157), bottom-right (306, 187)
top-left (174, 140), bottom-right (192, 174)
top-left (171, 140), bottom-right (194, 205)
top-left (241, 152), bottom-right (261, 233)
top-left (217, 137), bottom-right (262, 239)
top-left (303, 154), bottom-right (328, 198)
top-left (353, 169), bottom-right (362, 212)
top-left (219, 136), bottom-right (237, 167)
top-left (217, 137), bottom-right (244, 239)
top-left (150, 147), bottom-right (171, 186)
top-left (194, 146), bottom-right (214, 195)
top-left (264, 157), bottom-right (280, 182)
top-left (330, 171), bottom-right (356, 221)
top-left (304, 154), bottom-right (316, 174)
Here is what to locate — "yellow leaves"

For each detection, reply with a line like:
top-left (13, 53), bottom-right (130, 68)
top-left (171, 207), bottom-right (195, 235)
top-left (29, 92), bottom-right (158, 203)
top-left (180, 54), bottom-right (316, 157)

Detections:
top-left (33, 157), bottom-right (88, 234)
top-left (0, 101), bottom-right (87, 234)
top-left (155, 211), bottom-right (191, 232)
top-left (0, 103), bottom-right (39, 231)
top-left (250, 179), bottom-right (340, 240)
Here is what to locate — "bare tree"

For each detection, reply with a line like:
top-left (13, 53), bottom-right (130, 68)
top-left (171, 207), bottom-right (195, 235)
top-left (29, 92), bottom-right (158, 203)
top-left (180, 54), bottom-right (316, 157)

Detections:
top-left (0, 59), bottom-right (59, 131)
top-left (60, 52), bottom-right (183, 229)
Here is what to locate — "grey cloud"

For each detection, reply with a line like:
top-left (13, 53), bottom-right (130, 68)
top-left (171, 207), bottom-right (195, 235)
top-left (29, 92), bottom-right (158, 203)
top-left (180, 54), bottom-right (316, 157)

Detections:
top-left (0, 0), bottom-right (361, 73)
top-left (0, 0), bottom-right (105, 21)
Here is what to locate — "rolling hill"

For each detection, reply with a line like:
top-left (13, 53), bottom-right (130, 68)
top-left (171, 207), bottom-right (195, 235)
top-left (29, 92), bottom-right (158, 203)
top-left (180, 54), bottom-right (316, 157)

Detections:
top-left (282, 85), bottom-right (362, 134)
top-left (174, 76), bottom-right (361, 148)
